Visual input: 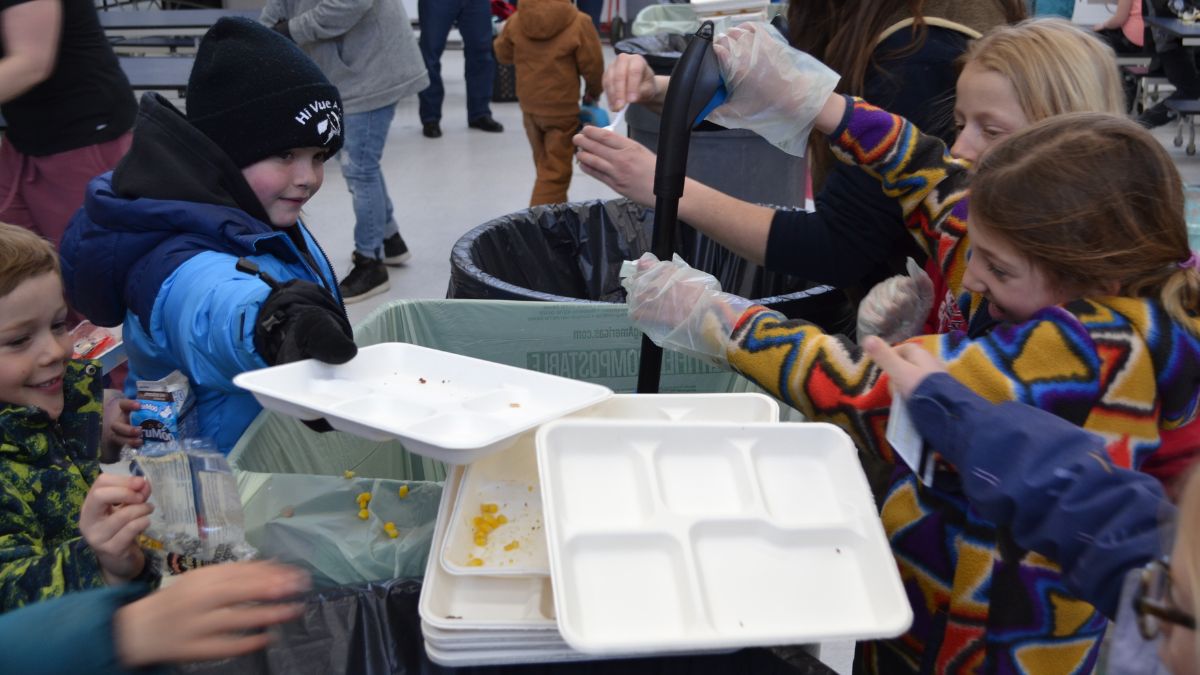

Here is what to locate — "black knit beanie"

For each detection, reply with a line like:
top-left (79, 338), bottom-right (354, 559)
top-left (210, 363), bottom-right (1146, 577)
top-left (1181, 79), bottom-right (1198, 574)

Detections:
top-left (187, 17), bottom-right (343, 167)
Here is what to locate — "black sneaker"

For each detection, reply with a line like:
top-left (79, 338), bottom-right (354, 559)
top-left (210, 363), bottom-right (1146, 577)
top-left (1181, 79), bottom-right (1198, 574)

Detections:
top-left (338, 252), bottom-right (390, 304)
top-left (422, 121), bottom-right (442, 138)
top-left (468, 115), bottom-right (504, 132)
top-left (382, 232), bottom-right (412, 266)
top-left (1138, 102), bottom-right (1177, 129)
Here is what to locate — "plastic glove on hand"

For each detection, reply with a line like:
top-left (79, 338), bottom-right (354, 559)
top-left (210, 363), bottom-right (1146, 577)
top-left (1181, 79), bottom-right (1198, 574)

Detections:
top-left (622, 253), bottom-right (754, 368)
top-left (255, 280), bottom-right (357, 366)
top-left (856, 258), bottom-right (935, 344)
top-left (708, 22), bottom-right (840, 156)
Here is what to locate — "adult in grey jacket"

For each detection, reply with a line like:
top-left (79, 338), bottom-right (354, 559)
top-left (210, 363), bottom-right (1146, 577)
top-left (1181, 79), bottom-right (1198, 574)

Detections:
top-left (262, 0), bottom-right (429, 303)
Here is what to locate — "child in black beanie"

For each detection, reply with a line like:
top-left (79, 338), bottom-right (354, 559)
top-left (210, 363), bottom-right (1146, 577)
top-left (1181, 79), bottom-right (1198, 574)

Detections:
top-left (59, 17), bottom-right (358, 455)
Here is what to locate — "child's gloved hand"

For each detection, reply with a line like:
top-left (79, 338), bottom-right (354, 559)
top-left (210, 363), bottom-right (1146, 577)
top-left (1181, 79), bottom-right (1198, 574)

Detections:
top-left (80, 474), bottom-right (153, 585)
top-left (254, 280), bottom-right (357, 366)
top-left (622, 253), bottom-right (754, 368)
top-left (708, 22), bottom-right (840, 156)
top-left (856, 258), bottom-right (935, 345)
top-left (102, 390), bottom-right (141, 461)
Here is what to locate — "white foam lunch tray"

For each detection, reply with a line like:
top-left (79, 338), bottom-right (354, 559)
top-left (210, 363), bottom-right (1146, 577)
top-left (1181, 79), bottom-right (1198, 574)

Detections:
top-left (421, 621), bottom-right (568, 649)
top-left (424, 640), bottom-right (599, 668)
top-left (441, 394), bottom-right (780, 577)
top-left (536, 420), bottom-right (912, 655)
top-left (420, 465), bottom-right (560, 631)
top-left (233, 342), bottom-right (613, 464)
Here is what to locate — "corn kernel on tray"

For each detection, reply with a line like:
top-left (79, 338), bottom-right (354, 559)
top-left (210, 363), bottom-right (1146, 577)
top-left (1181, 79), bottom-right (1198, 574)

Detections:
top-left (233, 343), bottom-right (613, 464)
top-left (442, 394), bottom-right (781, 577)
top-left (536, 420), bottom-right (912, 655)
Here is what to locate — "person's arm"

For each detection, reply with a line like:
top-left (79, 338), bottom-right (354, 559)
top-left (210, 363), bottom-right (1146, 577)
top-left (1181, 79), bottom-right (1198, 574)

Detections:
top-left (0, 561), bottom-right (309, 673)
top-left (493, 18), bottom-right (515, 65)
top-left (0, 471), bottom-right (106, 610)
top-left (906, 372), bottom-right (1168, 619)
top-left (826, 96), bottom-right (969, 236)
top-left (577, 16), bottom-right (604, 102)
top-left (151, 253), bottom-right (273, 392)
top-left (283, 0), bottom-right (374, 45)
top-left (0, 582), bottom-right (151, 674)
top-left (725, 303), bottom-right (1115, 463)
top-left (1096, 0), bottom-right (1134, 30)
top-left (762, 165), bottom-right (909, 283)
top-left (0, 0), bottom-right (61, 104)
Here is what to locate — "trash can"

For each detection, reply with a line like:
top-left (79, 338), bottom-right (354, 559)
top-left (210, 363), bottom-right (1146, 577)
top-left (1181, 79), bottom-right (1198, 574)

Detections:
top-left (213, 300), bottom-right (830, 674)
top-left (447, 199), bottom-right (854, 336)
top-left (613, 35), bottom-right (808, 208)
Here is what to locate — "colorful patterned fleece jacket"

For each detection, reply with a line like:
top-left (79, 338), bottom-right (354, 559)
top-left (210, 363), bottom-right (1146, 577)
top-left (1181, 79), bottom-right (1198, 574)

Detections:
top-left (722, 99), bottom-right (1200, 674)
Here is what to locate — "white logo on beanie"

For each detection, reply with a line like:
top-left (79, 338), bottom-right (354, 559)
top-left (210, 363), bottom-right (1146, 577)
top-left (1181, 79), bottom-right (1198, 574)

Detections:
top-left (293, 99), bottom-right (342, 146)
top-left (317, 111), bottom-right (341, 145)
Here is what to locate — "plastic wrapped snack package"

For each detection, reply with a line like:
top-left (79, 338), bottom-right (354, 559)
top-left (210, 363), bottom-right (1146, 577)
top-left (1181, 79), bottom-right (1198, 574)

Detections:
top-left (132, 439), bottom-right (257, 563)
top-left (240, 474), bottom-right (441, 588)
top-left (707, 22), bottom-right (840, 157)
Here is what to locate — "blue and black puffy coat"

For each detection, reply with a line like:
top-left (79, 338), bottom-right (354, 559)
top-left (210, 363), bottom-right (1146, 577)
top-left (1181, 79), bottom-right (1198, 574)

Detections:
top-left (61, 93), bottom-right (345, 454)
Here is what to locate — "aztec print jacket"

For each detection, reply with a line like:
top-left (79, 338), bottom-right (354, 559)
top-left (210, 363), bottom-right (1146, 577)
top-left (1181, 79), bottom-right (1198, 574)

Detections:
top-left (0, 360), bottom-right (106, 611)
top-left (828, 96), bottom-right (975, 337)
top-left (825, 95), bottom-right (1200, 485)
top-left (722, 100), bottom-right (1200, 674)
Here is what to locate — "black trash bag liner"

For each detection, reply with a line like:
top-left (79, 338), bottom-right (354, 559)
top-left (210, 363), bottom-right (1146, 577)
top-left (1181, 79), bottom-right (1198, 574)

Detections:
top-left (448, 199), bottom-right (855, 336)
top-left (178, 576), bottom-right (837, 674)
top-left (614, 33), bottom-right (692, 75)
top-left (179, 578), bottom-right (426, 675)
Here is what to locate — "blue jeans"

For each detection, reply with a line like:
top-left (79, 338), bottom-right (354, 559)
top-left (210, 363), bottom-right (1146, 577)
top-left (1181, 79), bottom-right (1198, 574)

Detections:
top-left (417, 0), bottom-right (494, 123)
top-left (340, 104), bottom-right (400, 259)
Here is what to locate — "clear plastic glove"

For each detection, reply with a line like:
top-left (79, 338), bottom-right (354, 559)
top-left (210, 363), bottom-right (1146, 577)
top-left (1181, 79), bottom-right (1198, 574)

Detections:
top-left (856, 258), bottom-right (935, 344)
top-left (708, 22), bottom-right (840, 157)
top-left (622, 253), bottom-right (754, 368)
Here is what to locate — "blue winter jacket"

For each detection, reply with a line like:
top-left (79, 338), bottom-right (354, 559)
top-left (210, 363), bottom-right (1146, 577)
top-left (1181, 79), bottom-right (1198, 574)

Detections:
top-left (907, 373), bottom-right (1172, 619)
top-left (60, 94), bottom-right (344, 454)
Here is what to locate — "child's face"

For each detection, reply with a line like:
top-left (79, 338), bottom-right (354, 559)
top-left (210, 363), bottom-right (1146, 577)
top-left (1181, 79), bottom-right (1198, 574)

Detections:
top-left (0, 272), bottom-right (72, 419)
top-left (951, 62), bottom-right (1030, 164)
top-left (241, 147), bottom-right (327, 228)
top-left (962, 219), bottom-right (1074, 323)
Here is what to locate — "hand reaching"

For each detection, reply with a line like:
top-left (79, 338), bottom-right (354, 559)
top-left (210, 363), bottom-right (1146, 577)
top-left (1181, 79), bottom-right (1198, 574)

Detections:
top-left (573, 126), bottom-right (657, 206)
top-left (856, 258), bottom-right (935, 344)
top-left (114, 560), bottom-right (310, 667)
top-left (622, 253), bottom-right (754, 367)
top-left (79, 474), bottom-right (153, 585)
top-left (862, 336), bottom-right (947, 399)
top-left (603, 53), bottom-right (661, 111)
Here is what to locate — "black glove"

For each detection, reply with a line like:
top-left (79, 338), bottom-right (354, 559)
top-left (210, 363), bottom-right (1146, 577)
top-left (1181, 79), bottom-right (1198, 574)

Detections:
top-left (255, 279), bottom-right (357, 366)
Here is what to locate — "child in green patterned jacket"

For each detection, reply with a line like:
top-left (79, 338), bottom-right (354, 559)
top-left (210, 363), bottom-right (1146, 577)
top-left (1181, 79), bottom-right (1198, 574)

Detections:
top-left (0, 222), bottom-right (153, 611)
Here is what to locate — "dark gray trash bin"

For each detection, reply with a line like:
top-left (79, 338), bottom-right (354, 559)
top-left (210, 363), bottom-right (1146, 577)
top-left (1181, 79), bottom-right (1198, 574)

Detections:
top-left (614, 35), bottom-right (808, 208)
top-left (447, 198), bottom-right (854, 335)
